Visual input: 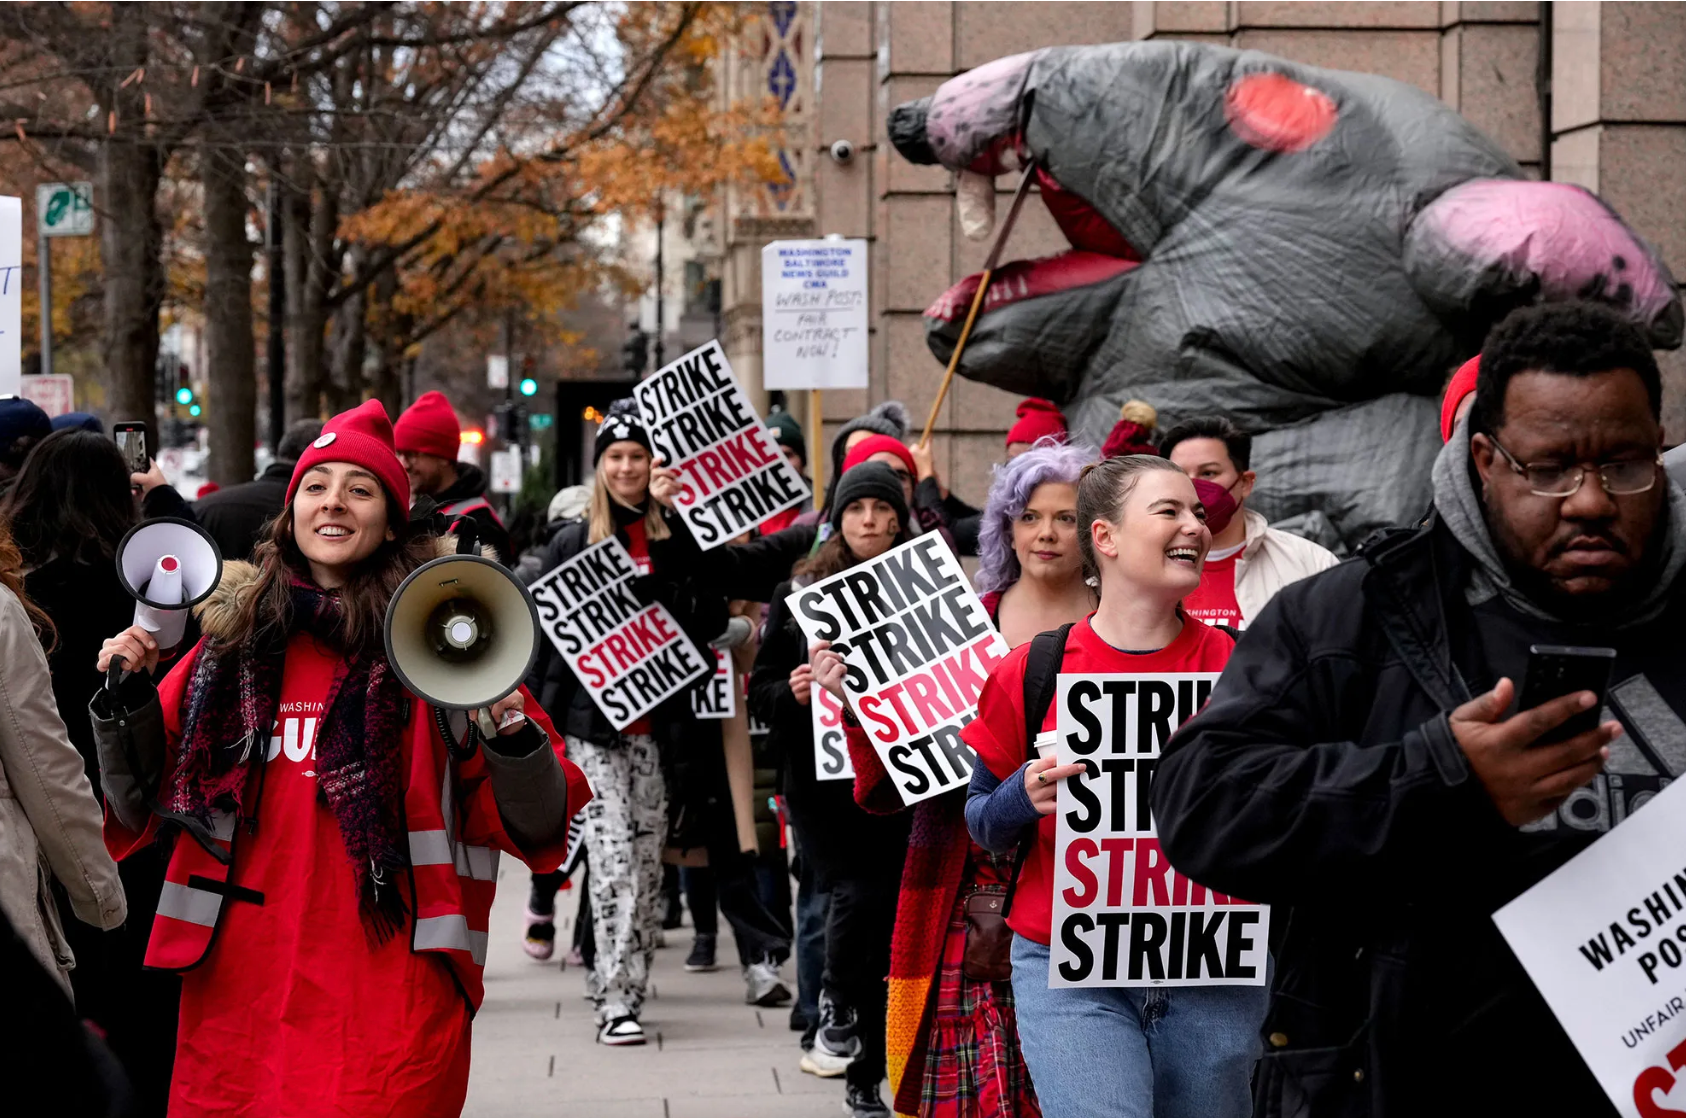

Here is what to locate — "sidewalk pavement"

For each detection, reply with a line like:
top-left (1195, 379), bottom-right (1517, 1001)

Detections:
top-left (466, 865), bottom-right (846, 1118)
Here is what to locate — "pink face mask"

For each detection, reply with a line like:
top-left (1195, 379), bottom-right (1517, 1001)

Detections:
top-left (1192, 478), bottom-right (1238, 538)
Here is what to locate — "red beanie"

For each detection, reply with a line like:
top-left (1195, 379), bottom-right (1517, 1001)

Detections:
top-left (287, 399), bottom-right (411, 510)
top-left (394, 390), bottom-right (461, 460)
top-left (1102, 420), bottom-right (1159, 460)
top-left (1006, 398), bottom-right (1067, 448)
top-left (1441, 356), bottom-right (1480, 443)
top-left (842, 433), bottom-right (917, 478)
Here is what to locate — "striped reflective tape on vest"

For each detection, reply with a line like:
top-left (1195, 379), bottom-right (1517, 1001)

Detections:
top-left (414, 913), bottom-right (489, 965)
top-left (408, 828), bottom-right (500, 882)
top-left (157, 880), bottom-right (222, 927)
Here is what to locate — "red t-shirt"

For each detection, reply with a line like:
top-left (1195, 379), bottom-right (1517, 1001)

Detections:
top-left (962, 614), bottom-right (1234, 945)
top-left (1181, 545), bottom-right (1243, 630)
top-left (170, 633), bottom-right (472, 1118)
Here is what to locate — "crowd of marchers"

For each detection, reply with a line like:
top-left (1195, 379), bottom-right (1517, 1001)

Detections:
top-left (0, 299), bottom-right (1674, 1118)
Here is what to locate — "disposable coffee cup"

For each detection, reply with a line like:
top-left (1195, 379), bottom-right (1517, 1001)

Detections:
top-left (1033, 730), bottom-right (1059, 764)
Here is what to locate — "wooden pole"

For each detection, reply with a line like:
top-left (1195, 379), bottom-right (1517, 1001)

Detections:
top-left (918, 160), bottom-right (1039, 449)
top-left (809, 387), bottom-right (824, 510)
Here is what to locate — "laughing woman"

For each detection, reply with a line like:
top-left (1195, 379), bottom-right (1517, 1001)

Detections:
top-left (93, 401), bottom-right (589, 1117)
top-left (962, 454), bottom-right (1265, 1118)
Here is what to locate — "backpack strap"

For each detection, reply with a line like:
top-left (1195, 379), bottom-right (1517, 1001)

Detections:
top-left (1021, 623), bottom-right (1074, 754)
top-left (1001, 622), bottom-right (1075, 919)
top-left (1213, 623), bottom-right (1242, 644)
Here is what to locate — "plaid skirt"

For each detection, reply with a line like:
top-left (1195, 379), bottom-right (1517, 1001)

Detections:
top-left (918, 891), bottom-right (1041, 1118)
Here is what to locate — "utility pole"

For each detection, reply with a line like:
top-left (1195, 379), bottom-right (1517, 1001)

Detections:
top-left (652, 197), bottom-right (665, 374)
top-left (266, 177), bottom-right (286, 453)
top-left (36, 231), bottom-right (50, 377)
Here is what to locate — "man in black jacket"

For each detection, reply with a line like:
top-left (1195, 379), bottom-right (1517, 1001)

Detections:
top-left (1154, 302), bottom-right (1682, 1118)
top-left (193, 420), bottom-right (323, 559)
top-left (395, 390), bottom-right (512, 562)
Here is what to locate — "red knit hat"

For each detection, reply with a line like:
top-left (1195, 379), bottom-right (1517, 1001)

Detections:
top-left (393, 390), bottom-right (461, 460)
top-left (287, 399), bottom-right (411, 510)
top-left (1441, 355), bottom-right (1480, 443)
top-left (842, 433), bottom-right (917, 478)
top-left (1006, 398), bottom-right (1067, 447)
top-left (1102, 420), bottom-right (1159, 459)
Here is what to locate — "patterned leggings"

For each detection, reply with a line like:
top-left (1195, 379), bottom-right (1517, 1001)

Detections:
top-left (570, 734), bottom-right (668, 1022)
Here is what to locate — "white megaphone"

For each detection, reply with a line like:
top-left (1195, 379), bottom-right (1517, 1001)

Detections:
top-left (115, 517), bottom-right (224, 654)
top-left (384, 539), bottom-right (541, 756)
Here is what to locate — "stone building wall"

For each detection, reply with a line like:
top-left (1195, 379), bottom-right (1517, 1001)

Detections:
top-left (718, 2), bottom-right (1686, 507)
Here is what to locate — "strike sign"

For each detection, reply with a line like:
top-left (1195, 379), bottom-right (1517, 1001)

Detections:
top-left (529, 537), bottom-right (710, 730)
top-left (1049, 674), bottom-right (1269, 988)
top-left (786, 535), bottom-right (1007, 804)
top-left (635, 340), bottom-right (810, 549)
top-left (1495, 773), bottom-right (1686, 1117)
top-left (812, 682), bottom-right (855, 783)
top-left (691, 649), bottom-right (736, 720)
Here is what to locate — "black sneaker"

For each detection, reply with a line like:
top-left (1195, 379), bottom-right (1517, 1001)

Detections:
top-left (684, 933), bottom-right (717, 972)
top-left (789, 1006), bottom-right (811, 1033)
top-left (844, 1083), bottom-right (891, 1118)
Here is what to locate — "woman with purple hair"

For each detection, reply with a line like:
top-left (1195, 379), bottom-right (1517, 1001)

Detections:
top-left (975, 440), bottom-right (1098, 644)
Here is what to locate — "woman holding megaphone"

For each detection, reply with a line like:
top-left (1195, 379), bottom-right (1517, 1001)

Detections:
top-left (92, 400), bottom-right (590, 1118)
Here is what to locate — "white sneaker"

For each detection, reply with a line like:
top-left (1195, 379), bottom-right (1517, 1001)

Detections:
top-left (744, 959), bottom-right (792, 1006)
top-left (598, 1016), bottom-right (646, 1046)
top-left (799, 1048), bottom-right (851, 1077)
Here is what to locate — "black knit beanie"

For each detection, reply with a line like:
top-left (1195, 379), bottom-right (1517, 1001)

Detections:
top-left (829, 461), bottom-right (909, 533)
top-left (594, 398), bottom-right (653, 463)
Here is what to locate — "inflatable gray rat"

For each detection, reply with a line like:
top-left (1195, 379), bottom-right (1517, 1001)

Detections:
top-left (890, 41), bottom-right (1682, 546)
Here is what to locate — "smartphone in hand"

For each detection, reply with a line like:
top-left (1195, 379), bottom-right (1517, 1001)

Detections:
top-left (1518, 645), bottom-right (1617, 744)
top-left (113, 422), bottom-right (148, 476)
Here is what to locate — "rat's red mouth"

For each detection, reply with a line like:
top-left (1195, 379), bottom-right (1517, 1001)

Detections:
top-left (926, 162), bottom-right (1140, 324)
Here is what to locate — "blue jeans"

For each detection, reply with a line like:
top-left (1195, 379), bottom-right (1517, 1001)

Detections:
top-left (794, 845), bottom-right (831, 1027)
top-left (1010, 934), bottom-right (1267, 1118)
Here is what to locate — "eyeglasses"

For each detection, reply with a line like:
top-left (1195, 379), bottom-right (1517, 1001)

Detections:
top-left (1487, 436), bottom-right (1661, 498)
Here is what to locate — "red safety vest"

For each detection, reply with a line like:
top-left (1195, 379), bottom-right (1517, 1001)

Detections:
top-left (116, 677), bottom-right (581, 1013)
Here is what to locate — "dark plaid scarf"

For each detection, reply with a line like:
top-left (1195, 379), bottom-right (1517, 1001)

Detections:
top-left (168, 582), bottom-right (411, 943)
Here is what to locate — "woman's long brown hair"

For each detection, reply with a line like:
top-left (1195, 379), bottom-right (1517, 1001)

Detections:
top-left (215, 496), bottom-right (437, 659)
top-left (0, 515), bottom-right (57, 652)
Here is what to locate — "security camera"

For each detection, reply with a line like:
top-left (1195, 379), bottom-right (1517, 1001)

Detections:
top-left (829, 139), bottom-right (855, 164)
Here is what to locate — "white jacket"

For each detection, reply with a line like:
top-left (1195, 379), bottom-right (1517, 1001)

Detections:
top-left (0, 585), bottom-right (126, 992)
top-left (1233, 508), bottom-right (1341, 623)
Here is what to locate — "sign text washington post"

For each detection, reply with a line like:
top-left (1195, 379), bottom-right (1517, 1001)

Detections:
top-left (786, 535), bottom-right (1008, 805)
top-left (635, 340), bottom-right (809, 550)
top-left (1049, 673), bottom-right (1270, 988)
top-left (528, 537), bottom-right (708, 730)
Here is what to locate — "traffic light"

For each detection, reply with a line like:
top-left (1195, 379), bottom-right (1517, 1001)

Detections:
top-left (519, 377), bottom-right (538, 397)
top-left (175, 386), bottom-right (193, 406)
top-left (189, 405), bottom-right (201, 417)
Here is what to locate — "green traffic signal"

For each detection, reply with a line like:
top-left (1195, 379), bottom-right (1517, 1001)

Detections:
top-left (189, 404), bottom-right (201, 417)
top-left (175, 386), bottom-right (194, 405)
top-left (519, 377), bottom-right (538, 397)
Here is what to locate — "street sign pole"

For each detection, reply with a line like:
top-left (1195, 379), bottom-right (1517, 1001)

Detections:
top-left (36, 233), bottom-right (49, 378)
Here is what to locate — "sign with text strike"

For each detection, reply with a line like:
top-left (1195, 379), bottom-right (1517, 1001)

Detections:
top-left (635, 340), bottom-right (810, 549)
top-left (1049, 674), bottom-right (1269, 988)
top-left (1495, 774), bottom-right (1686, 1117)
top-left (812, 682), bottom-right (855, 782)
top-left (691, 649), bottom-right (736, 720)
top-left (786, 534), bottom-right (1007, 805)
top-left (529, 537), bottom-right (709, 730)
